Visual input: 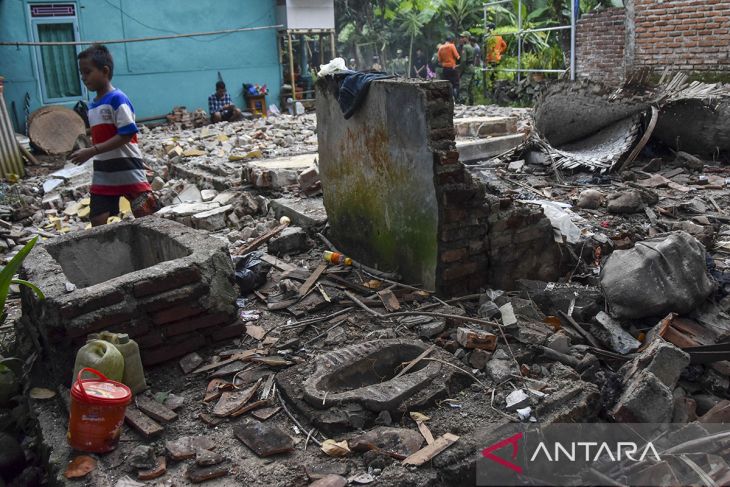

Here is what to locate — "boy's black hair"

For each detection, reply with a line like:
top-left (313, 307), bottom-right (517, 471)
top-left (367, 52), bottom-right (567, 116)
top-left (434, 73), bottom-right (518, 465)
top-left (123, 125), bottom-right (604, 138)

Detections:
top-left (216, 81), bottom-right (226, 90)
top-left (78, 44), bottom-right (114, 79)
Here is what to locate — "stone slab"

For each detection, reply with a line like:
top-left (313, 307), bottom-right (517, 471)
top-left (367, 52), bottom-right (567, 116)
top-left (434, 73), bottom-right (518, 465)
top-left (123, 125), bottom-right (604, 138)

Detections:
top-left (456, 134), bottom-right (524, 163)
top-left (454, 116), bottom-right (517, 137)
top-left (270, 197), bottom-right (327, 229)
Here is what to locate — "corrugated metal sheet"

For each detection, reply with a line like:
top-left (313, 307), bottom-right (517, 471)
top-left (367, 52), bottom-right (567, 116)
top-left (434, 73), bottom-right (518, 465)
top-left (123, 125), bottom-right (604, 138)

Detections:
top-left (0, 79), bottom-right (24, 179)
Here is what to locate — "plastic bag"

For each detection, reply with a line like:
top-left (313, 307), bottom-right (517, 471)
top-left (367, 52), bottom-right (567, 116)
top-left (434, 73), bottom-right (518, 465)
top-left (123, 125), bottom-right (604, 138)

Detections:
top-left (233, 251), bottom-right (271, 294)
top-left (318, 57), bottom-right (347, 77)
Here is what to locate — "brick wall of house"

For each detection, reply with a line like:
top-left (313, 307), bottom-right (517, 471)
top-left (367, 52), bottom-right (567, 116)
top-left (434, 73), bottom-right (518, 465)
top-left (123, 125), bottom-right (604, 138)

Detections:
top-left (575, 8), bottom-right (627, 83)
top-left (575, 1), bottom-right (730, 82)
top-left (634, 0), bottom-right (730, 72)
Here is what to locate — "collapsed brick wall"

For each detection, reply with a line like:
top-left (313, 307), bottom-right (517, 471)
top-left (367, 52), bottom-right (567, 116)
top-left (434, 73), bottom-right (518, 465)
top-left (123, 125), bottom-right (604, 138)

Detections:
top-left (633, 0), bottom-right (730, 72)
top-left (317, 78), bottom-right (563, 296)
top-left (486, 204), bottom-right (564, 290)
top-left (575, 8), bottom-right (626, 83)
top-left (426, 83), bottom-right (490, 296)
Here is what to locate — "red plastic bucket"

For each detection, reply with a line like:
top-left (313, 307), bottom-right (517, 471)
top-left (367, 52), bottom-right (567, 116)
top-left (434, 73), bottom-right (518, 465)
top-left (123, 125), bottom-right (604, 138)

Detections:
top-left (67, 368), bottom-right (131, 453)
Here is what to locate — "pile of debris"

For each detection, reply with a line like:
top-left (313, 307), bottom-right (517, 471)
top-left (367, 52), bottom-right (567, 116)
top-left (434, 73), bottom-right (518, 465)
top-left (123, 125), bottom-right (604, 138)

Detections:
top-left (166, 106), bottom-right (210, 130)
top-left (2, 79), bottom-right (729, 486)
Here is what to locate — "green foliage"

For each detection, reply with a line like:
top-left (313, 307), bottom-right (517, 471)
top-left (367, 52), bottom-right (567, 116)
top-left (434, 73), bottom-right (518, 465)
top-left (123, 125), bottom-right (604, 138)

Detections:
top-left (0, 236), bottom-right (44, 324)
top-left (335, 0), bottom-right (609, 80)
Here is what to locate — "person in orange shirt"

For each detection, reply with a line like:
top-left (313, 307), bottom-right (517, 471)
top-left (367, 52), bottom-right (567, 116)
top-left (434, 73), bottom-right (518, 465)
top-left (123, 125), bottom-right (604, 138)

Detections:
top-left (437, 35), bottom-right (460, 96)
top-left (487, 35), bottom-right (508, 63)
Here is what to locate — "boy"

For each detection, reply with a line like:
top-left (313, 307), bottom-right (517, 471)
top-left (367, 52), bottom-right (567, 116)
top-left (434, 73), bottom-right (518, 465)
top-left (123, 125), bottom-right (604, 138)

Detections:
top-left (69, 44), bottom-right (157, 226)
top-left (208, 81), bottom-right (242, 123)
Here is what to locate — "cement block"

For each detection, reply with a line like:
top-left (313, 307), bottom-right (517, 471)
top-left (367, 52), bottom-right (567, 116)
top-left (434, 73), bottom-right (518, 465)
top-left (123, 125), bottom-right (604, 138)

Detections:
top-left (270, 197), bottom-right (327, 229)
top-left (456, 134), bottom-right (524, 163)
top-left (267, 226), bottom-right (308, 255)
top-left (612, 370), bottom-right (674, 423)
top-left (191, 204), bottom-right (233, 232)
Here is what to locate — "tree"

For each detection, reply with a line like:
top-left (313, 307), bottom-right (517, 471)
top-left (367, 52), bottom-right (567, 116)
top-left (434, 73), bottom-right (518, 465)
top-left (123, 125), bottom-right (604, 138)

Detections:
top-left (439, 0), bottom-right (483, 34)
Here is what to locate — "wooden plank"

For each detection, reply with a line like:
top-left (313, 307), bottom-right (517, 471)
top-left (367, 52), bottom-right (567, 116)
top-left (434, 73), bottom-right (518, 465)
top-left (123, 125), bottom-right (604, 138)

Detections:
top-left (125, 407), bottom-right (164, 438)
top-left (192, 350), bottom-right (259, 374)
top-left (136, 396), bottom-right (178, 423)
top-left (298, 263), bottom-right (327, 297)
top-left (233, 224), bottom-right (287, 256)
top-left (260, 253), bottom-right (299, 273)
top-left (401, 433), bottom-right (459, 466)
top-left (378, 289), bottom-right (401, 312)
top-left (394, 344), bottom-right (435, 380)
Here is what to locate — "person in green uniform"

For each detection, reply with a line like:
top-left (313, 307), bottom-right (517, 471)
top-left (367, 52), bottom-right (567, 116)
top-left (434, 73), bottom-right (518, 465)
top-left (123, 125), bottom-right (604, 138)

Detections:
top-left (389, 49), bottom-right (409, 76)
top-left (457, 31), bottom-right (476, 104)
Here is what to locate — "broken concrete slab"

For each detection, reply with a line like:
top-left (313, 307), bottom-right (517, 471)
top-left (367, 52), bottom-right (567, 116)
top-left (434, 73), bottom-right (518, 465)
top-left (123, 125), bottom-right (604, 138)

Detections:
top-left (612, 369), bottom-right (674, 423)
top-left (191, 204), bottom-right (232, 232)
top-left (267, 226), bottom-right (308, 255)
top-left (620, 339), bottom-right (690, 389)
top-left (456, 134), bottom-right (524, 164)
top-left (200, 189), bottom-right (217, 202)
top-left (242, 153), bottom-right (317, 189)
top-left (607, 190), bottom-right (645, 214)
top-left (270, 197), bottom-right (327, 230)
top-left (601, 231), bottom-right (714, 319)
top-left (577, 189), bottom-right (603, 209)
top-left (453, 116), bottom-right (517, 137)
top-left (177, 184), bottom-right (203, 203)
top-left (156, 201), bottom-right (221, 219)
top-left (592, 311), bottom-right (641, 354)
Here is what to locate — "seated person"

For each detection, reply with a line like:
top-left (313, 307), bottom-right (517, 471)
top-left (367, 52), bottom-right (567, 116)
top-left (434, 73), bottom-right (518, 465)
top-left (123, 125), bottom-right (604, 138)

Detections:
top-left (208, 81), bottom-right (242, 123)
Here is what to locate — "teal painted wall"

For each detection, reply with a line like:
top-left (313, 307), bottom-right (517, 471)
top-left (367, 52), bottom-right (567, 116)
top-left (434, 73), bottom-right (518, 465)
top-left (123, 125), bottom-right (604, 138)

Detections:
top-left (0, 0), bottom-right (281, 131)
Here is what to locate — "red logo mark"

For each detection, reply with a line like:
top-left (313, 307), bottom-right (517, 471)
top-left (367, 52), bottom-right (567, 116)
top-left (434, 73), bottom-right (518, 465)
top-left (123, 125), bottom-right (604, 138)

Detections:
top-left (481, 432), bottom-right (524, 474)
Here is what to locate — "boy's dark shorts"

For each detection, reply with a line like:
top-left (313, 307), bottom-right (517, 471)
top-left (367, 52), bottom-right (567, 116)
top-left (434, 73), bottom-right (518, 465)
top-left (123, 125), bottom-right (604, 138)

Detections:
top-left (220, 109), bottom-right (235, 121)
top-left (90, 194), bottom-right (120, 217)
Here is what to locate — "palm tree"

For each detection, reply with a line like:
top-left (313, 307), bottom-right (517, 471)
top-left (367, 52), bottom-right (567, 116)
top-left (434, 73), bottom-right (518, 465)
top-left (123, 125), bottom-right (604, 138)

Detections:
top-left (440, 0), bottom-right (483, 34)
top-left (398, 4), bottom-right (436, 75)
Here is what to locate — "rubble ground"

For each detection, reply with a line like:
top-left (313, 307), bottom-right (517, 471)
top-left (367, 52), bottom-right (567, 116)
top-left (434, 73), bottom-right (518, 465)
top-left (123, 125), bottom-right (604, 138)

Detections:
top-left (4, 102), bottom-right (730, 487)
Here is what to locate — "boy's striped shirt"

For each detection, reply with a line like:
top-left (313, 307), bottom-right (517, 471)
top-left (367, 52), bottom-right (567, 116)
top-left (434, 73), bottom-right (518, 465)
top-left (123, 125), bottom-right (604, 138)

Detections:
top-left (88, 89), bottom-right (151, 196)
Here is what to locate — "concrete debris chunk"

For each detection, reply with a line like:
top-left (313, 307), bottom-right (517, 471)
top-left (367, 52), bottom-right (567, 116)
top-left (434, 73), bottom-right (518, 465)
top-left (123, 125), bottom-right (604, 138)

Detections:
top-left (600, 231), bottom-right (714, 319)
top-left (506, 389), bottom-right (530, 411)
top-left (200, 189), bottom-right (218, 202)
top-left (592, 312), bottom-right (641, 354)
top-left (191, 204), bottom-right (232, 232)
top-left (267, 226), bottom-right (308, 255)
top-left (619, 339), bottom-right (690, 389)
top-left (607, 190), bottom-right (644, 214)
top-left (456, 327), bottom-right (497, 351)
top-left (611, 369), bottom-right (674, 423)
top-left (576, 189), bottom-right (603, 209)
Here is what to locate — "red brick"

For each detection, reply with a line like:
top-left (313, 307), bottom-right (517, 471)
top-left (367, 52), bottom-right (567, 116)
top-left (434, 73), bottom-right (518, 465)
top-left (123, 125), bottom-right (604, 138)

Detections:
top-left (440, 248), bottom-right (467, 263)
top-left (441, 262), bottom-right (478, 281)
top-left (138, 283), bottom-right (207, 313)
top-left (68, 311), bottom-right (135, 338)
top-left (152, 304), bottom-right (204, 325)
top-left (137, 330), bottom-right (165, 349)
top-left (133, 267), bottom-right (202, 298)
top-left (210, 321), bottom-right (245, 342)
top-left (60, 290), bottom-right (125, 320)
top-left (163, 311), bottom-right (231, 337)
top-left (141, 333), bottom-right (204, 366)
